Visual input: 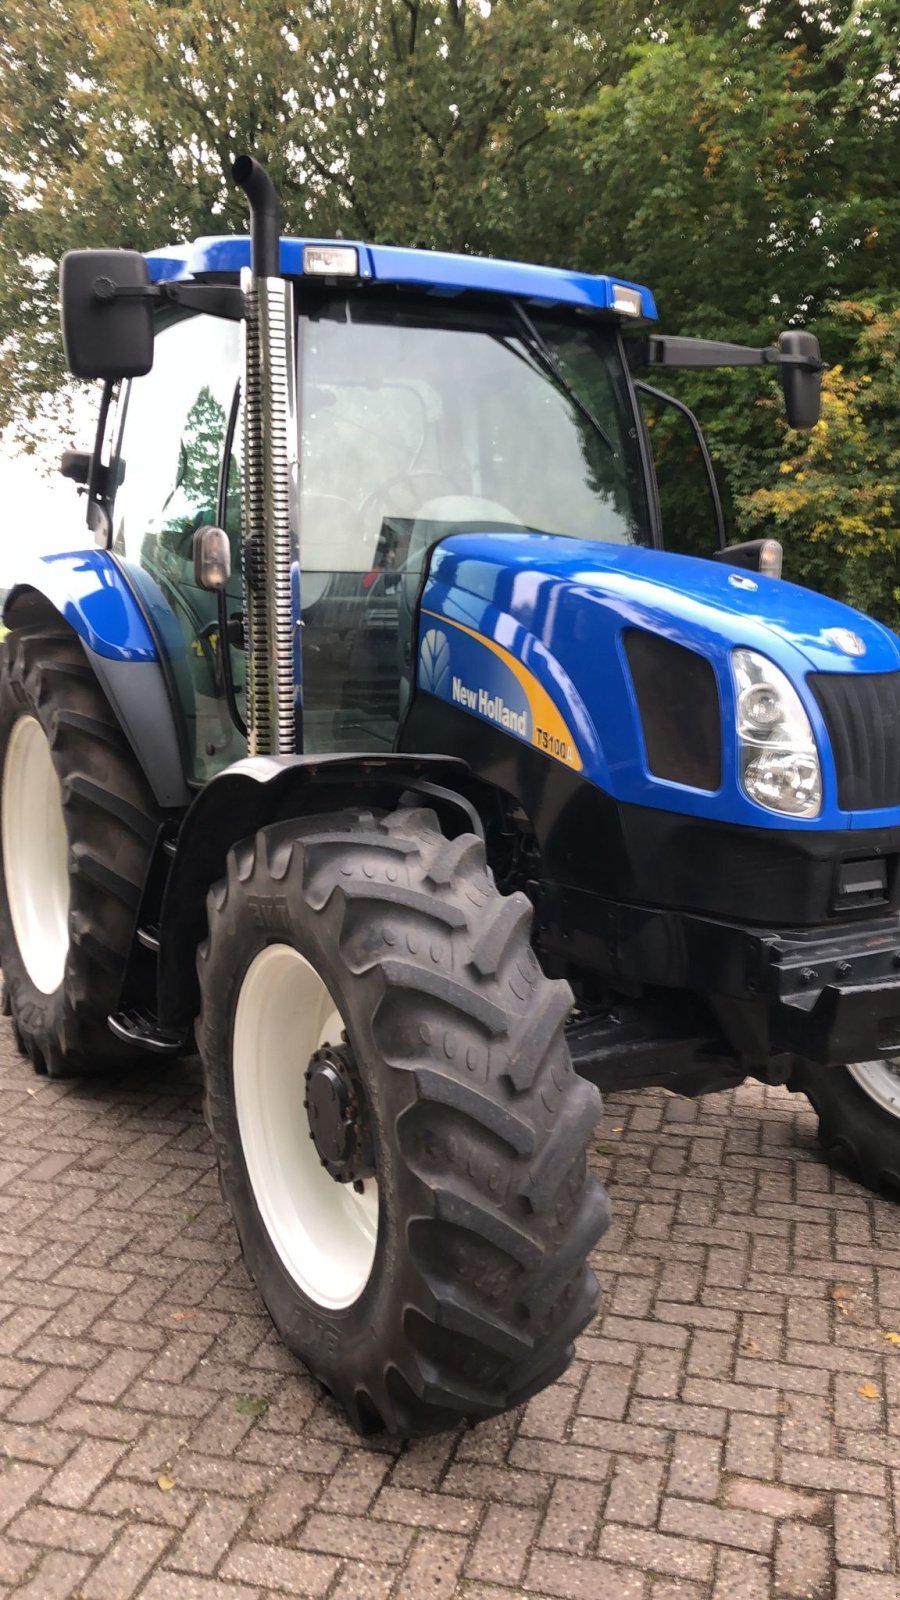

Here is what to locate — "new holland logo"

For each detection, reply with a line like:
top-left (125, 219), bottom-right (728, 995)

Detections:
top-left (451, 676), bottom-right (528, 737)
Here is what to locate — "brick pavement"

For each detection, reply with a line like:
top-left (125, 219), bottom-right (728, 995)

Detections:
top-left (1, 1020), bottom-right (899, 1598)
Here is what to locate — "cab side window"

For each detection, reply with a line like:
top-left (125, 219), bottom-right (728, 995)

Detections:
top-left (111, 314), bottom-right (244, 780)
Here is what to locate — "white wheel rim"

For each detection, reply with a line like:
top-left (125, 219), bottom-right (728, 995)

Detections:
top-left (848, 1059), bottom-right (900, 1121)
top-left (233, 943), bottom-right (379, 1309)
top-left (2, 715), bottom-right (70, 995)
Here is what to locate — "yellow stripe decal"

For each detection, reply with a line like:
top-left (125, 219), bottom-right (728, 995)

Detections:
top-left (421, 610), bottom-right (582, 772)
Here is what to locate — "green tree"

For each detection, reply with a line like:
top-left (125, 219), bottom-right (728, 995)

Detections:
top-left (739, 300), bottom-right (900, 624)
top-left (0, 0), bottom-right (612, 439)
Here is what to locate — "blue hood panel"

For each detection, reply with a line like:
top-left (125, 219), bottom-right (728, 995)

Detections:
top-left (419, 533), bottom-right (900, 833)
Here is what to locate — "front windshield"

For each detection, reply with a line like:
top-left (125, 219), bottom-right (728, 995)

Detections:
top-left (296, 293), bottom-right (651, 581)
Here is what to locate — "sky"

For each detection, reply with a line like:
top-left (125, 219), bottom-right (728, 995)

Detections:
top-left (0, 427), bottom-right (94, 594)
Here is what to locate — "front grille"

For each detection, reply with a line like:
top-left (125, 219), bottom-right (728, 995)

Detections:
top-left (809, 670), bottom-right (900, 811)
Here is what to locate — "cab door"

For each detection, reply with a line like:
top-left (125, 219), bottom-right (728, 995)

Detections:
top-left (109, 313), bottom-right (245, 781)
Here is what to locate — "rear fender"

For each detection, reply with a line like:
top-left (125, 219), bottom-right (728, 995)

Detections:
top-left (156, 751), bottom-right (478, 1028)
top-left (3, 553), bottom-right (189, 808)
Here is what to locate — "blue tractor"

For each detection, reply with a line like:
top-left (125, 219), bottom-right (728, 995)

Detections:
top-left (2, 157), bottom-right (897, 1437)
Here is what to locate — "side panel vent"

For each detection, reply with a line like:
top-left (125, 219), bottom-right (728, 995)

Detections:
top-left (624, 630), bottom-right (721, 792)
top-left (809, 670), bottom-right (900, 811)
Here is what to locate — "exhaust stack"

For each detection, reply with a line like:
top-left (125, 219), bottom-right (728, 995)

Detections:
top-left (233, 155), bottom-right (298, 757)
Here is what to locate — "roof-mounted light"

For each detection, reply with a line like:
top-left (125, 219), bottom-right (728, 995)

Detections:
top-left (612, 284), bottom-right (643, 317)
top-left (303, 244), bottom-right (359, 277)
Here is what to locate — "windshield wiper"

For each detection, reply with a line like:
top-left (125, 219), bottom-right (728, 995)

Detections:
top-left (511, 301), bottom-right (616, 458)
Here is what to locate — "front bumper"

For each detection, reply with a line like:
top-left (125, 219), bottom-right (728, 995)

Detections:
top-left (538, 884), bottom-right (900, 1069)
top-left (766, 916), bottom-right (900, 1064)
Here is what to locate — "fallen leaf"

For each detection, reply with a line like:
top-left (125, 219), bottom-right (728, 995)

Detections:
top-left (236, 1394), bottom-right (269, 1417)
top-left (169, 1311), bottom-right (189, 1323)
top-left (742, 1339), bottom-right (762, 1355)
top-left (156, 1474), bottom-right (176, 1492)
top-left (857, 1381), bottom-right (880, 1400)
top-left (830, 1285), bottom-right (853, 1314)
top-left (26, 1087), bottom-right (37, 1096)
top-left (612, 1126), bottom-right (625, 1134)
top-left (884, 1332), bottom-right (900, 1347)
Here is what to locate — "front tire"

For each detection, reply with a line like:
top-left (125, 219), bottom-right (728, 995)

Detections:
top-left (196, 805), bottom-right (609, 1438)
top-left (0, 624), bottom-right (162, 1076)
top-left (792, 1057), bottom-right (900, 1192)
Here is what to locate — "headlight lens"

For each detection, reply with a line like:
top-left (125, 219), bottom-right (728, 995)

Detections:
top-left (732, 649), bottom-right (822, 818)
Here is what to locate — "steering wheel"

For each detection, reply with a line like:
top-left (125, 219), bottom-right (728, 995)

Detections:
top-left (357, 471), bottom-right (460, 532)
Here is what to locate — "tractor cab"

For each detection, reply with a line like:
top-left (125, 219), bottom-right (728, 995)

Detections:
top-left (103, 236), bottom-right (662, 781)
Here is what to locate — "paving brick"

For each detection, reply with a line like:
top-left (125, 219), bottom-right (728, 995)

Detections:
top-left (526, 1548), bottom-right (649, 1599)
top-left (329, 1567), bottom-right (395, 1600)
top-left (248, 1473), bottom-right (319, 1539)
top-left (80, 1522), bottom-right (174, 1599)
top-left (538, 1478), bottom-right (605, 1555)
top-left (374, 1486), bottom-right (480, 1535)
top-left (0, 1537), bottom-right (40, 1585)
top-left (143, 1576), bottom-right (261, 1600)
top-left (835, 1577), bottom-right (900, 1599)
top-left (508, 1438), bottom-right (611, 1482)
top-left (44, 1438), bottom-right (127, 1509)
top-left (833, 1493), bottom-right (893, 1572)
top-left (466, 1502), bottom-right (540, 1585)
top-left (300, 1511), bottom-right (413, 1564)
top-left (9, 1548), bottom-right (92, 1599)
top-left (597, 1524), bottom-right (714, 1582)
top-left (220, 1538), bottom-right (339, 1594)
top-left (667, 1435), bottom-right (722, 1500)
top-left (660, 1497), bottom-right (775, 1553)
top-left (712, 1546), bottom-right (774, 1599)
top-left (775, 1522), bottom-right (832, 1597)
top-left (0, 1461), bottom-right (51, 1529)
top-left (316, 1449), bottom-right (390, 1512)
top-left (724, 1477), bottom-right (827, 1520)
top-left (166, 1496), bottom-right (249, 1575)
top-left (394, 1531), bottom-right (468, 1599)
top-left (7, 1366), bottom-right (83, 1423)
top-left (8, 1502), bottom-right (121, 1555)
top-left (605, 1454), bottom-right (666, 1525)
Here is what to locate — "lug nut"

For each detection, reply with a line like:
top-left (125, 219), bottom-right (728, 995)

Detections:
top-left (799, 968), bottom-right (818, 987)
top-left (836, 961), bottom-right (852, 979)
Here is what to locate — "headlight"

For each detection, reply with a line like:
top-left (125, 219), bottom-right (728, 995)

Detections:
top-left (732, 649), bottom-right (822, 818)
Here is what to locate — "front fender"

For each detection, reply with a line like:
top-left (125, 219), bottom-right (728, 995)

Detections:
top-left (3, 552), bottom-right (190, 808)
top-left (156, 751), bottom-right (477, 1028)
top-left (5, 550), bottom-right (158, 661)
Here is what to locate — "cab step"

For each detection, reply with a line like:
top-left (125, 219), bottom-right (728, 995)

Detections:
top-left (108, 1009), bottom-right (187, 1055)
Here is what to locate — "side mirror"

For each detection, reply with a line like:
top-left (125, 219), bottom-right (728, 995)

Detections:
top-left (713, 538), bottom-right (783, 577)
top-left (59, 249), bottom-right (154, 380)
top-left (779, 330), bottom-right (822, 430)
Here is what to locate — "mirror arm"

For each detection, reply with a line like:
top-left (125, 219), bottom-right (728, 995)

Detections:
top-left (90, 276), bottom-right (245, 322)
top-left (629, 335), bottom-right (826, 375)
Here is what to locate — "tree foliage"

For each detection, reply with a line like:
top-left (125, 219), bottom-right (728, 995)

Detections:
top-left (0, 0), bottom-right (897, 618)
top-left (740, 300), bottom-right (900, 624)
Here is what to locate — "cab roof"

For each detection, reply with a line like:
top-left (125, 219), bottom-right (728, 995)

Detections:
top-left (144, 235), bottom-right (658, 321)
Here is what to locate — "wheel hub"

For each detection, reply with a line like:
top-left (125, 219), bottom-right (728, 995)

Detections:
top-left (305, 1042), bottom-right (375, 1185)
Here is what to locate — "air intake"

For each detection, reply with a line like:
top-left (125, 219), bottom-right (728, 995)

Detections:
top-left (624, 631), bottom-right (721, 792)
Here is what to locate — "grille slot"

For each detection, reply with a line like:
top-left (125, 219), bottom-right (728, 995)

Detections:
top-left (625, 630), bottom-right (721, 792)
top-left (808, 670), bottom-right (900, 811)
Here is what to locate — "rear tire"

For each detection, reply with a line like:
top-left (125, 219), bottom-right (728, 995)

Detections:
top-left (196, 805), bottom-right (609, 1438)
top-left (791, 1058), bottom-right (900, 1193)
top-left (0, 625), bottom-right (162, 1076)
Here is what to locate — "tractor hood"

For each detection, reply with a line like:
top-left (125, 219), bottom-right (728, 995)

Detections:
top-left (417, 531), bottom-right (900, 833)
